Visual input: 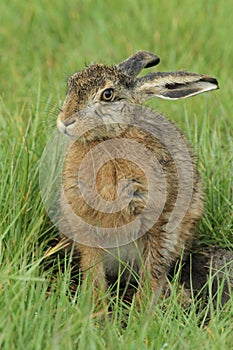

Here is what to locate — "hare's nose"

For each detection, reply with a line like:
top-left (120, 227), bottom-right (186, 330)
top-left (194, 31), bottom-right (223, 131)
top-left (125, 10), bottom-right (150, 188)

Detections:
top-left (57, 119), bottom-right (66, 134)
top-left (57, 114), bottom-right (76, 135)
top-left (63, 118), bottom-right (76, 127)
top-left (57, 119), bottom-right (75, 134)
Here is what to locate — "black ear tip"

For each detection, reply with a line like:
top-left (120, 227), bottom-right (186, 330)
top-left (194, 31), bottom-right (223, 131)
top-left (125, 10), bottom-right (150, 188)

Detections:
top-left (144, 56), bottom-right (160, 68)
top-left (200, 76), bottom-right (219, 89)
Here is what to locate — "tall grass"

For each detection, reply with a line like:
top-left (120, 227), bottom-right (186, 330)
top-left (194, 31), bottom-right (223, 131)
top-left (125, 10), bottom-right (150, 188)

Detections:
top-left (0, 1), bottom-right (232, 349)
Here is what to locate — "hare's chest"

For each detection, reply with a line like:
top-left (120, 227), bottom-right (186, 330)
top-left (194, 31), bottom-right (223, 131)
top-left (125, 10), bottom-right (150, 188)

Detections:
top-left (63, 145), bottom-right (148, 232)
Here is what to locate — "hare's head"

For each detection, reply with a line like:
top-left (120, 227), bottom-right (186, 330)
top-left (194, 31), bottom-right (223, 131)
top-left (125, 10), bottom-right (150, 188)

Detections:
top-left (57, 51), bottom-right (218, 139)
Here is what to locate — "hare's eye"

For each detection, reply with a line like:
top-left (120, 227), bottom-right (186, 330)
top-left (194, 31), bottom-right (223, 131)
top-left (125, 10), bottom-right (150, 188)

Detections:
top-left (101, 88), bottom-right (114, 101)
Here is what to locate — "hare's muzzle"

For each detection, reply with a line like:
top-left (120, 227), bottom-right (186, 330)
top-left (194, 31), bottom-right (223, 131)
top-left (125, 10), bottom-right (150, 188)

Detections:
top-left (57, 114), bottom-right (76, 136)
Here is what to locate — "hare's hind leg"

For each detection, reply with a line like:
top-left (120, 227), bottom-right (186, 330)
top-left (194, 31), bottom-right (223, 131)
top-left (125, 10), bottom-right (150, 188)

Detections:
top-left (78, 245), bottom-right (108, 309)
top-left (134, 234), bottom-right (168, 306)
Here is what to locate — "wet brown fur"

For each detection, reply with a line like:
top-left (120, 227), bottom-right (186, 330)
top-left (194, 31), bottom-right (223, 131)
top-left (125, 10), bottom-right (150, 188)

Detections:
top-left (56, 51), bottom-right (218, 303)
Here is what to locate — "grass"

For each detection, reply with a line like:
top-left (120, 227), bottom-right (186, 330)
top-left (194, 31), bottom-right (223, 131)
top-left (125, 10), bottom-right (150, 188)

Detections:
top-left (0, 0), bottom-right (232, 349)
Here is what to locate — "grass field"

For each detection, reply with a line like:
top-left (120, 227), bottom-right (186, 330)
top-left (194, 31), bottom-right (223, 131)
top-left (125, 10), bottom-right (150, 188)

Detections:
top-left (0, 1), bottom-right (232, 349)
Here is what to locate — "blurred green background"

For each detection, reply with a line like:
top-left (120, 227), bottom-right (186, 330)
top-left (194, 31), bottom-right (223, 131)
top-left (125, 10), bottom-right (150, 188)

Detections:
top-left (1, 0), bottom-right (232, 118)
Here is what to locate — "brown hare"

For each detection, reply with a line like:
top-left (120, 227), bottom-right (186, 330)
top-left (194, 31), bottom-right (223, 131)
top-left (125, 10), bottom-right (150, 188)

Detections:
top-left (56, 51), bottom-right (218, 304)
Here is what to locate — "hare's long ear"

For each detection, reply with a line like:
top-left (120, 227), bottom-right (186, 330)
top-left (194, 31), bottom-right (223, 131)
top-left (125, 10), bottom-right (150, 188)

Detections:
top-left (117, 51), bottom-right (160, 78)
top-left (135, 71), bottom-right (219, 100)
